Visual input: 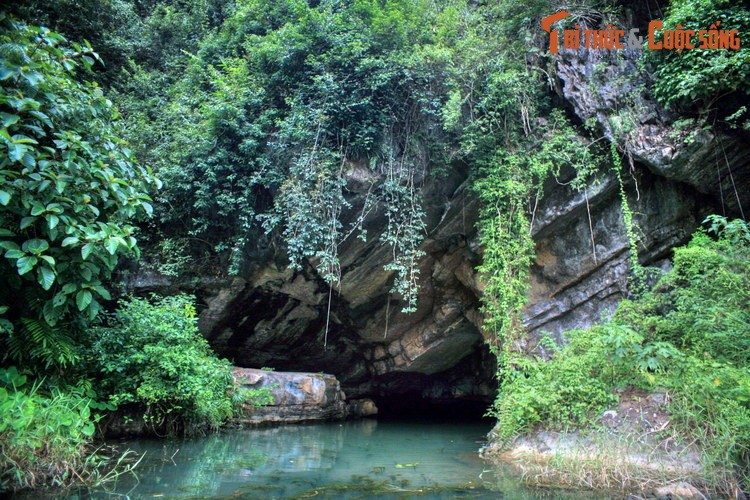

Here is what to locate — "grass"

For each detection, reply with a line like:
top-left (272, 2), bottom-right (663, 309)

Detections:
top-left (485, 423), bottom-right (745, 498)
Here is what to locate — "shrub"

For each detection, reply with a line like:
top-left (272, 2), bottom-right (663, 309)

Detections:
top-left (491, 216), bottom-right (750, 488)
top-left (649, 0), bottom-right (750, 114)
top-left (0, 17), bottom-right (158, 334)
top-left (87, 294), bottom-right (234, 434)
top-left (0, 367), bottom-right (96, 490)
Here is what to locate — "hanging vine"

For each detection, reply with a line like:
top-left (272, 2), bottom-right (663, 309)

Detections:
top-left (380, 154), bottom-right (427, 313)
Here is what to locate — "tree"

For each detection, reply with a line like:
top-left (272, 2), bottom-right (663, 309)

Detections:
top-left (0, 16), bottom-right (158, 369)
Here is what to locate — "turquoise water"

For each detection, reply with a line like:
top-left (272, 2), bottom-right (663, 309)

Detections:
top-left (85, 419), bottom-right (591, 499)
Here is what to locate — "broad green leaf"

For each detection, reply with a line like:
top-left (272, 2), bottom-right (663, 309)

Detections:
top-left (22, 71), bottom-right (43, 87)
top-left (7, 143), bottom-right (26, 162)
top-left (42, 300), bottom-right (58, 326)
top-left (30, 203), bottom-right (46, 216)
top-left (40, 255), bottom-right (55, 267)
top-left (28, 110), bottom-right (51, 126)
top-left (62, 283), bottom-right (77, 294)
top-left (61, 236), bottom-right (79, 247)
top-left (94, 285), bottom-right (111, 301)
top-left (0, 66), bottom-right (13, 80)
top-left (76, 290), bottom-right (92, 311)
top-left (17, 256), bottom-right (38, 275)
top-left (12, 98), bottom-right (40, 112)
top-left (87, 299), bottom-right (100, 320)
top-left (0, 229), bottom-right (15, 237)
top-left (104, 238), bottom-right (119, 255)
top-left (24, 239), bottom-right (49, 255)
top-left (20, 153), bottom-right (35, 169)
top-left (0, 241), bottom-right (20, 251)
top-left (53, 292), bottom-right (66, 307)
top-left (11, 134), bottom-right (38, 145)
top-left (5, 249), bottom-right (25, 259)
top-left (0, 113), bottom-right (19, 127)
top-left (0, 190), bottom-right (10, 206)
top-left (81, 243), bottom-right (95, 260)
top-left (80, 266), bottom-right (93, 281)
top-left (19, 217), bottom-right (36, 230)
top-left (47, 214), bottom-right (59, 230)
top-left (38, 266), bottom-right (55, 290)
top-left (141, 201), bottom-right (153, 216)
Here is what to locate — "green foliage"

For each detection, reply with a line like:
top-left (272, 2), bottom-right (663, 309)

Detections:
top-left (236, 385), bottom-right (276, 408)
top-left (492, 217), bottom-right (750, 486)
top-left (86, 295), bottom-right (235, 433)
top-left (490, 321), bottom-right (663, 445)
top-left (104, 0), bottom-right (468, 308)
top-left (667, 358), bottom-right (750, 485)
top-left (649, 0), bottom-right (750, 115)
top-left (6, 317), bottom-right (79, 370)
top-left (609, 142), bottom-right (643, 289)
top-left (380, 170), bottom-right (426, 312)
top-left (616, 217), bottom-right (750, 365)
top-left (0, 366), bottom-right (98, 490)
top-left (473, 103), bottom-right (605, 370)
top-left (0, 17), bottom-right (157, 372)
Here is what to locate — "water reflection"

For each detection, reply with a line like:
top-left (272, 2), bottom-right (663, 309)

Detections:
top-left (88, 419), bottom-right (600, 498)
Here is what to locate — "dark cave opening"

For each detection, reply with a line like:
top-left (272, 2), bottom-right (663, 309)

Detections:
top-left (372, 391), bottom-right (493, 422)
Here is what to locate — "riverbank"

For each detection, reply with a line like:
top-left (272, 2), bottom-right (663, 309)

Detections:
top-left (481, 388), bottom-right (742, 499)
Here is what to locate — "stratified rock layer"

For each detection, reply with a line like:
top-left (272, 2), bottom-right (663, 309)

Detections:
top-left (194, 170), bottom-right (496, 407)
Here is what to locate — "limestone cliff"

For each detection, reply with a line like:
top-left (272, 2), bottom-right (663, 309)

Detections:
top-left (129, 9), bottom-right (749, 413)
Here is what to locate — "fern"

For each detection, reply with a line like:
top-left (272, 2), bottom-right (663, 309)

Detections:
top-left (7, 318), bottom-right (80, 370)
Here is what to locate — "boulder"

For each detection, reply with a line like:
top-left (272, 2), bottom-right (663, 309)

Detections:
top-left (653, 482), bottom-right (704, 499)
top-left (232, 368), bottom-right (377, 425)
top-left (347, 398), bottom-right (378, 418)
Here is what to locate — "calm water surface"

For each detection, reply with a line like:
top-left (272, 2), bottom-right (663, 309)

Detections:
top-left (87, 419), bottom-right (594, 499)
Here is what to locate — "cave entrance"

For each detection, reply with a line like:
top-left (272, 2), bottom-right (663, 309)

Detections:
top-left (362, 367), bottom-right (496, 423)
top-left (372, 391), bottom-right (493, 423)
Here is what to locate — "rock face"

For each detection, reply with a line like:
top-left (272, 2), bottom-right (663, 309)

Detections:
top-left (525, 165), bottom-right (708, 340)
top-left (525, 28), bottom-right (750, 340)
top-left (555, 43), bottom-right (750, 216)
top-left (232, 367), bottom-right (376, 425)
top-left (130, 9), bottom-right (750, 415)
top-left (194, 170), bottom-right (496, 412)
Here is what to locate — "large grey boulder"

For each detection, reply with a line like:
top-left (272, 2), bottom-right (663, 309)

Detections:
top-left (231, 368), bottom-right (376, 425)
